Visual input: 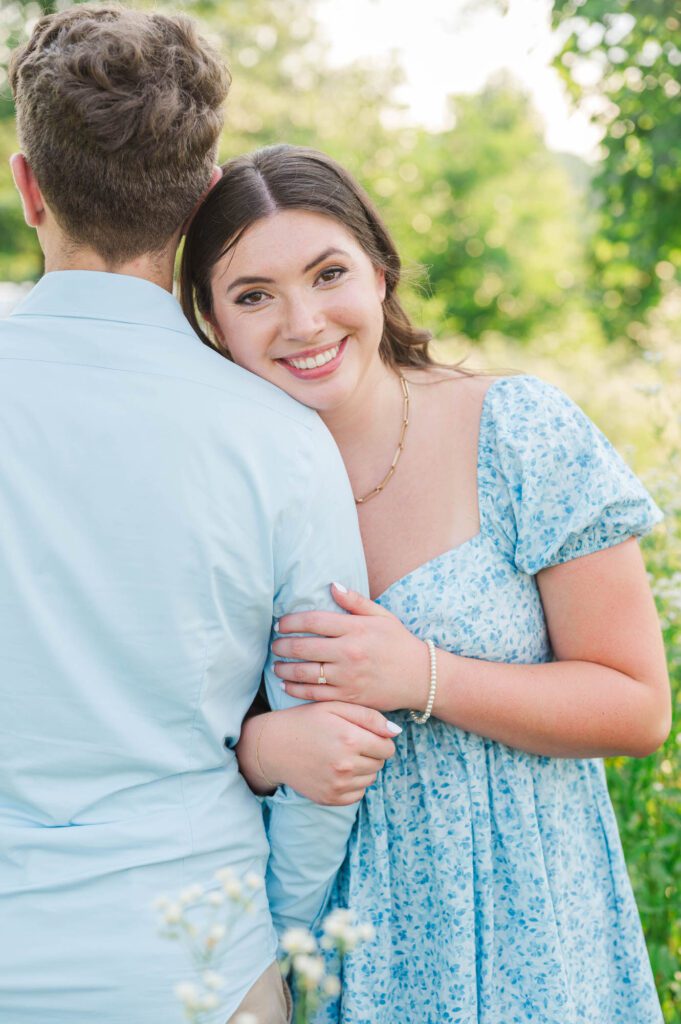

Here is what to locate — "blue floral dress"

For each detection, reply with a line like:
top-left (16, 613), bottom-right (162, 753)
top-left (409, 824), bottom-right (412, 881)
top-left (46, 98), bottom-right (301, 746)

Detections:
top-left (319, 376), bottom-right (664, 1024)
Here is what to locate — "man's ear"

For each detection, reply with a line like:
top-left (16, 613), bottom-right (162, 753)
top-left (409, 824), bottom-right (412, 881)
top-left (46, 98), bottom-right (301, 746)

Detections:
top-left (181, 164), bottom-right (223, 237)
top-left (207, 165), bottom-right (223, 191)
top-left (10, 153), bottom-right (45, 228)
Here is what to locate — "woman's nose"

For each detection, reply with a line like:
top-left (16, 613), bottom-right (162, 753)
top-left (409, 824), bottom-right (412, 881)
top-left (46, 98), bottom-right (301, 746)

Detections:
top-left (283, 294), bottom-right (325, 343)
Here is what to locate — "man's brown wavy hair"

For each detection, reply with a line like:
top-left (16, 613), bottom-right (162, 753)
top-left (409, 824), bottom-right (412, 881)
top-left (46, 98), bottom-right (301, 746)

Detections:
top-left (9, 3), bottom-right (230, 263)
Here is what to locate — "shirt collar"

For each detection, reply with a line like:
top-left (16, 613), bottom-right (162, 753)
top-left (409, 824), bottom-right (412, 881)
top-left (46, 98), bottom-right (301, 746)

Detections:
top-left (10, 270), bottom-right (197, 339)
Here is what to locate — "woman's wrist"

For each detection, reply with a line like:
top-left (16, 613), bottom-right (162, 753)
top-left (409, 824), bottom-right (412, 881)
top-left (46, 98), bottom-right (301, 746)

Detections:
top-left (400, 633), bottom-right (434, 713)
top-left (236, 711), bottom-right (283, 795)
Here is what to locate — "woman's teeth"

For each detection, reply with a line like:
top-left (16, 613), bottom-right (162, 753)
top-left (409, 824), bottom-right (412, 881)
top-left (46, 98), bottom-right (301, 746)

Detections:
top-left (285, 343), bottom-right (341, 370)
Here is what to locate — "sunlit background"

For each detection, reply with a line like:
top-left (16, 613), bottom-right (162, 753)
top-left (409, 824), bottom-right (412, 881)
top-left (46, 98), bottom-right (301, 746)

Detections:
top-left (318, 0), bottom-right (600, 154)
top-left (0, 1), bottom-right (680, 1017)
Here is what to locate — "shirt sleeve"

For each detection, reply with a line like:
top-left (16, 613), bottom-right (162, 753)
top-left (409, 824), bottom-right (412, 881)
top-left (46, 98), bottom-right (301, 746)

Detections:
top-left (262, 414), bottom-right (369, 939)
top-left (488, 375), bottom-right (662, 575)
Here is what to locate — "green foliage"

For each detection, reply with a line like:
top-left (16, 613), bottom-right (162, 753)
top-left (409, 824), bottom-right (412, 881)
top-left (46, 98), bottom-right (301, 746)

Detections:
top-left (0, 2), bottom-right (678, 1016)
top-left (552, 0), bottom-right (681, 340)
top-left (368, 79), bottom-right (590, 342)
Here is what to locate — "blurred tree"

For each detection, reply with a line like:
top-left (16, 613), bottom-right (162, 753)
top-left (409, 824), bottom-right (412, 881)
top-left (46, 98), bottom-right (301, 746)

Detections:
top-left (369, 78), bottom-right (591, 344)
top-left (552, 0), bottom-right (681, 341)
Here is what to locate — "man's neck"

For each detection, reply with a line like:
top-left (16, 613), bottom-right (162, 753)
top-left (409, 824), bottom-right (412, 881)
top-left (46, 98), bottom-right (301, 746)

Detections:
top-left (42, 240), bottom-right (177, 293)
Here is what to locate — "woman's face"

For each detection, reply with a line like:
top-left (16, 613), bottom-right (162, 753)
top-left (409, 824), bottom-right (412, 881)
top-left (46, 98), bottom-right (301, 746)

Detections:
top-left (208, 209), bottom-right (386, 413)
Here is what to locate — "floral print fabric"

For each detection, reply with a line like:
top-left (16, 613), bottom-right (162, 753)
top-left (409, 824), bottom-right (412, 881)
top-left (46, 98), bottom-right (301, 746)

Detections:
top-left (318, 376), bottom-right (664, 1024)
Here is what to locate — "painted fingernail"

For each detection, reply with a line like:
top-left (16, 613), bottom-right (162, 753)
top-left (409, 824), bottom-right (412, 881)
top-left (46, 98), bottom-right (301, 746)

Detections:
top-left (386, 721), bottom-right (402, 735)
top-left (332, 581), bottom-right (348, 593)
top-left (279, 683), bottom-right (286, 691)
top-left (273, 621), bottom-right (280, 632)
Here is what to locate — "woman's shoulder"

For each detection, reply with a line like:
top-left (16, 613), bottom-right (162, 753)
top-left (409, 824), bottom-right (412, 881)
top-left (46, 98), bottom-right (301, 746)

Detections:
top-left (404, 367), bottom-right (565, 438)
top-left (481, 372), bottom-right (571, 413)
top-left (403, 365), bottom-right (504, 414)
top-left (477, 373), bottom-right (592, 451)
top-left (402, 365), bottom-right (603, 468)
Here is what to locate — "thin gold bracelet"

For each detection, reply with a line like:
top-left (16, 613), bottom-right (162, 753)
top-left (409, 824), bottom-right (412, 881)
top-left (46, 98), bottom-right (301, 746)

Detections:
top-left (255, 719), bottom-right (278, 791)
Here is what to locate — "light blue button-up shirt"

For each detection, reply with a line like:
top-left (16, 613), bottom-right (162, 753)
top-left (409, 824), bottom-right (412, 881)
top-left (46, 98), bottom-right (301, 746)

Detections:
top-left (0, 271), bottom-right (367, 1023)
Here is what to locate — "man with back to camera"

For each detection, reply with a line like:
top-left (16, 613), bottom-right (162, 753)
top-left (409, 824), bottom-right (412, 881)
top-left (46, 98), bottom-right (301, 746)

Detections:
top-left (0, 5), bottom-right (397, 1021)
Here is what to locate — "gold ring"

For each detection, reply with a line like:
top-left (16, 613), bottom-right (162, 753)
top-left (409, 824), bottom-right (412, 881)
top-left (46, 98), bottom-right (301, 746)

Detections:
top-left (318, 662), bottom-right (327, 685)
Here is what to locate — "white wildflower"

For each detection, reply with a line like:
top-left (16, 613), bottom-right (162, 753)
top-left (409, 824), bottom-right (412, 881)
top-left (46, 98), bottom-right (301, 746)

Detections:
top-left (163, 903), bottom-right (183, 926)
top-left (205, 923), bottom-right (226, 950)
top-left (321, 909), bottom-right (352, 937)
top-left (280, 927), bottom-right (317, 955)
top-left (214, 867), bottom-right (236, 885)
top-left (174, 981), bottom-right (201, 1008)
top-left (223, 878), bottom-right (243, 900)
top-left (323, 908), bottom-right (353, 930)
top-left (202, 970), bottom-right (225, 991)
top-left (200, 992), bottom-right (220, 1011)
top-left (357, 923), bottom-right (376, 942)
top-left (321, 908), bottom-right (374, 950)
top-left (152, 895), bottom-right (170, 911)
top-left (322, 975), bottom-right (341, 997)
top-left (293, 954), bottom-right (325, 985)
top-left (179, 883), bottom-right (204, 906)
top-left (206, 890), bottom-right (225, 907)
top-left (244, 872), bottom-right (264, 891)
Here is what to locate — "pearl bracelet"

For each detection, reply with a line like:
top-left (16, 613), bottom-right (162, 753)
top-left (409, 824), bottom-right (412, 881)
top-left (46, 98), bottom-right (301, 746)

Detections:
top-left (409, 638), bottom-right (437, 725)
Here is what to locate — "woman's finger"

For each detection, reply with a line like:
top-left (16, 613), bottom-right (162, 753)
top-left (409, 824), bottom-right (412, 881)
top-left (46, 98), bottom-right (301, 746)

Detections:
top-left (280, 680), bottom-right (339, 702)
top-left (324, 702), bottom-right (402, 739)
top-left (345, 755), bottom-right (386, 776)
top-left (274, 661), bottom-right (339, 686)
top-left (334, 771), bottom-right (380, 792)
top-left (271, 636), bottom-right (341, 663)
top-left (275, 610), bottom-right (353, 637)
top-left (356, 734), bottom-right (397, 761)
top-left (349, 774), bottom-right (380, 793)
top-left (333, 789), bottom-right (369, 807)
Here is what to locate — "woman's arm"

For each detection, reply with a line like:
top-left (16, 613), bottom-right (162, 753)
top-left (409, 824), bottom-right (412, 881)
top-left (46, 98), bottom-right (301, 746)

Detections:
top-left (236, 701), bottom-right (399, 804)
top-left (272, 540), bottom-right (671, 759)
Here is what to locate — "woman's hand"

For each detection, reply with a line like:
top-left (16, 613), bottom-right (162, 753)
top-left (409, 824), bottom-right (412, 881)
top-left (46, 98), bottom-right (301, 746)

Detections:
top-left (237, 701), bottom-right (400, 805)
top-left (271, 583), bottom-right (428, 713)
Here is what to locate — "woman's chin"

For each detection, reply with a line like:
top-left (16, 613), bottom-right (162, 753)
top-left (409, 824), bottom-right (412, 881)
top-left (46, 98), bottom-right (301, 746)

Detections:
top-left (281, 383), bottom-right (348, 414)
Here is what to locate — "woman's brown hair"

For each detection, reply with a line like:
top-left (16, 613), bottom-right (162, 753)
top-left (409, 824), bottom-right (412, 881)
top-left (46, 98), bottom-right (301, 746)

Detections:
top-left (180, 144), bottom-right (436, 369)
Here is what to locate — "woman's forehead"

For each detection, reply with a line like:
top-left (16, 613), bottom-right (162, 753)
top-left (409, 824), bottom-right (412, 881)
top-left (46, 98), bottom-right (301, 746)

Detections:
top-left (224, 209), bottom-right (368, 270)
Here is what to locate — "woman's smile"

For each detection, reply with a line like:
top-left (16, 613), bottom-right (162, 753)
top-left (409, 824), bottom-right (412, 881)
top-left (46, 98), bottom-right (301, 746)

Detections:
top-left (276, 337), bottom-right (348, 379)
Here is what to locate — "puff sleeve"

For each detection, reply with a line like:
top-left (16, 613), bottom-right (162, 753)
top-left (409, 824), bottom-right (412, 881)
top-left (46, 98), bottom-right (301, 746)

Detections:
top-left (485, 375), bottom-right (662, 576)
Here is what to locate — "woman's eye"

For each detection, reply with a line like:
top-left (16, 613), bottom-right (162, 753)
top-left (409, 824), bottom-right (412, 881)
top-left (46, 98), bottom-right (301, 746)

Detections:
top-left (317, 266), bottom-right (346, 286)
top-left (235, 290), bottom-right (270, 306)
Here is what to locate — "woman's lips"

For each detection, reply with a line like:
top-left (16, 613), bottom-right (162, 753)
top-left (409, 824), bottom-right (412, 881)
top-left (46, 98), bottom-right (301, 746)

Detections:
top-left (277, 337), bottom-right (348, 380)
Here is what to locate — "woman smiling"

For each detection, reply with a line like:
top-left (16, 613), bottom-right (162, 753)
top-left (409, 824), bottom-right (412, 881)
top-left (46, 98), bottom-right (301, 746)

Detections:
top-left (181, 145), bottom-right (669, 1024)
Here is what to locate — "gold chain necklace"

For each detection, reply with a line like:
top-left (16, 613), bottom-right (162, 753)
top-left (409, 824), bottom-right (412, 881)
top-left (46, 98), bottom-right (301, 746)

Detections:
top-left (355, 372), bottom-right (410, 505)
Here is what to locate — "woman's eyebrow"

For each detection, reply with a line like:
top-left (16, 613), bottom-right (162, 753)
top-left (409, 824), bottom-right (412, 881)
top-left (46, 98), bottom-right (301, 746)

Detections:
top-left (226, 274), bottom-right (275, 293)
top-left (303, 247), bottom-right (350, 272)
top-left (226, 247), bottom-right (351, 293)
